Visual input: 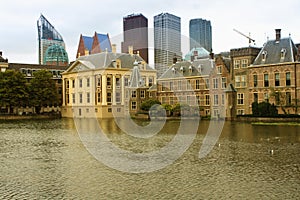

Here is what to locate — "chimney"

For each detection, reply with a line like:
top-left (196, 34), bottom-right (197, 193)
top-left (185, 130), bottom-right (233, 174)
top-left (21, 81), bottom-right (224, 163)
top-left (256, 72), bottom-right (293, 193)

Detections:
top-left (275, 29), bottom-right (281, 42)
top-left (0, 51), bottom-right (2, 56)
top-left (112, 44), bottom-right (117, 54)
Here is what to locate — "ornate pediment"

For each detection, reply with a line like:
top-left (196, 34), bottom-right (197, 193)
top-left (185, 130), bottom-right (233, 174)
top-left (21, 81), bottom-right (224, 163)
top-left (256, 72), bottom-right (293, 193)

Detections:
top-left (68, 62), bottom-right (90, 73)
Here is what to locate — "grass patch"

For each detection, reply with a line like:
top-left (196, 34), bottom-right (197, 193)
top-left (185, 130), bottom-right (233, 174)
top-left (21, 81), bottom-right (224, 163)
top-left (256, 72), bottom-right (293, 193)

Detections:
top-left (252, 122), bottom-right (300, 126)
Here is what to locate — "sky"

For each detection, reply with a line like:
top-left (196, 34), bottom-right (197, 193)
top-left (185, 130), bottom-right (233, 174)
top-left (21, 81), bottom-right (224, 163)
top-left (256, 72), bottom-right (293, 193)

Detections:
top-left (1, 0), bottom-right (300, 64)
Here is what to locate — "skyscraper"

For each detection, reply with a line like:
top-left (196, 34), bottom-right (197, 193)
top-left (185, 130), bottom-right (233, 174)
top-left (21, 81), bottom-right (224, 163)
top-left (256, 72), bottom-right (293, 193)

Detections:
top-left (37, 14), bottom-right (68, 66)
top-left (122, 14), bottom-right (148, 63)
top-left (189, 18), bottom-right (212, 52)
top-left (154, 13), bottom-right (181, 77)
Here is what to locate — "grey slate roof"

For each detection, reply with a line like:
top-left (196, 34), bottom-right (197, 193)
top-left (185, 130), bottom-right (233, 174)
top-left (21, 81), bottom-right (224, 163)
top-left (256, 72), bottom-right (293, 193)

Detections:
top-left (158, 58), bottom-right (214, 79)
top-left (76, 52), bottom-right (154, 70)
top-left (129, 65), bottom-right (145, 88)
top-left (252, 37), bottom-right (298, 65)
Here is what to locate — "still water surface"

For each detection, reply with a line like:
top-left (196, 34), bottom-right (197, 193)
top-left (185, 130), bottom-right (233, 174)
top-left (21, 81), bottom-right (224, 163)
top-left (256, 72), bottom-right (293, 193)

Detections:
top-left (0, 118), bottom-right (299, 199)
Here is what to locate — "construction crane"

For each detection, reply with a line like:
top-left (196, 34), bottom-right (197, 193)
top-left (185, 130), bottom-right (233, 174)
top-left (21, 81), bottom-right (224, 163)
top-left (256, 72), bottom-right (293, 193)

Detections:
top-left (233, 28), bottom-right (256, 46)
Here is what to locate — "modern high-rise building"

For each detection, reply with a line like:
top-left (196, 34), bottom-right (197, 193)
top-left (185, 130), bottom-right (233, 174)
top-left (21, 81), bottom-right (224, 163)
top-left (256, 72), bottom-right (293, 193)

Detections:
top-left (189, 18), bottom-right (212, 52)
top-left (37, 14), bottom-right (68, 66)
top-left (154, 13), bottom-right (181, 77)
top-left (122, 14), bottom-right (148, 63)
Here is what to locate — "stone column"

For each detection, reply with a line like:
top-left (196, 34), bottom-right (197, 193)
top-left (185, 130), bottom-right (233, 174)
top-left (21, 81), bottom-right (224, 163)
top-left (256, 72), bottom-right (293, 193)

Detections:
top-left (62, 78), bottom-right (66, 106)
top-left (112, 74), bottom-right (116, 105)
top-left (121, 76), bottom-right (125, 105)
top-left (102, 74), bottom-right (107, 105)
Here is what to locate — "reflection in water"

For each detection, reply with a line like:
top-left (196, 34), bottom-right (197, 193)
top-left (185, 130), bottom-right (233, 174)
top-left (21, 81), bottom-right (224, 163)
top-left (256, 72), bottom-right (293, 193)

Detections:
top-left (0, 119), bottom-right (299, 199)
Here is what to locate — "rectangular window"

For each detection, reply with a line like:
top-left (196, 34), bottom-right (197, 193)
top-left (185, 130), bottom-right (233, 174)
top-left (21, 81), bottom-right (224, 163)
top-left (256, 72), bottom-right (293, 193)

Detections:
top-left (235, 76), bottom-right (240, 87)
top-left (140, 90), bottom-right (145, 98)
top-left (87, 92), bottom-right (90, 103)
top-left (196, 79), bottom-right (200, 90)
top-left (241, 59), bottom-right (248, 68)
top-left (264, 93), bottom-right (269, 102)
top-left (253, 74), bottom-right (258, 87)
top-left (286, 92), bottom-right (291, 105)
top-left (213, 78), bottom-right (219, 89)
top-left (286, 72), bottom-right (291, 86)
top-left (108, 108), bottom-right (112, 112)
top-left (205, 95), bottom-right (210, 106)
top-left (149, 77), bottom-right (153, 87)
top-left (97, 93), bottom-right (101, 103)
top-left (79, 93), bottom-right (83, 103)
top-left (205, 78), bottom-right (210, 89)
top-left (234, 60), bottom-right (240, 68)
top-left (124, 77), bottom-right (129, 86)
top-left (169, 82), bottom-right (174, 91)
top-left (131, 91), bottom-right (136, 98)
top-left (264, 74), bottom-right (269, 87)
top-left (275, 73), bottom-right (280, 87)
top-left (116, 92), bottom-right (121, 103)
top-left (217, 66), bottom-right (222, 74)
top-left (221, 77), bottom-right (227, 89)
top-left (97, 77), bottom-right (101, 87)
top-left (275, 92), bottom-right (280, 105)
top-left (87, 78), bottom-right (90, 87)
top-left (72, 80), bottom-right (75, 88)
top-left (253, 93), bottom-right (258, 103)
top-left (66, 80), bottom-right (69, 89)
top-left (241, 75), bottom-right (246, 87)
top-left (107, 77), bottom-right (111, 86)
top-left (237, 93), bottom-right (244, 105)
top-left (196, 95), bottom-right (201, 105)
top-left (117, 108), bottom-right (121, 112)
top-left (79, 79), bottom-right (82, 88)
top-left (178, 80), bottom-right (182, 90)
top-left (72, 93), bottom-right (75, 104)
top-left (116, 77), bottom-right (121, 87)
top-left (107, 93), bottom-right (112, 103)
top-left (222, 94), bottom-right (225, 105)
top-left (237, 109), bottom-right (244, 115)
top-left (214, 94), bottom-right (219, 106)
top-left (131, 101), bottom-right (137, 110)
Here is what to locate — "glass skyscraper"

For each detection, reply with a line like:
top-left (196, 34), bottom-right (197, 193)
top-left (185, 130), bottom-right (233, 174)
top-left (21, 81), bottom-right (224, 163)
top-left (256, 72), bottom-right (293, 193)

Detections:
top-left (37, 14), bottom-right (68, 65)
top-left (154, 13), bottom-right (181, 77)
top-left (189, 18), bottom-right (212, 52)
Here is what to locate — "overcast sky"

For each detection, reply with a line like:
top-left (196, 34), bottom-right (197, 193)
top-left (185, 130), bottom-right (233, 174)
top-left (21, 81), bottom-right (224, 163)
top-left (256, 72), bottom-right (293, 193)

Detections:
top-left (1, 0), bottom-right (299, 64)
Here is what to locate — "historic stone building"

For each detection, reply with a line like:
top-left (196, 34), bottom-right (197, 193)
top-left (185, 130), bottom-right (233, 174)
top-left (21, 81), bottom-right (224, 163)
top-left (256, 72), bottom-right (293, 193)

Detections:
top-left (156, 53), bottom-right (231, 118)
top-left (230, 46), bottom-right (261, 115)
top-left (61, 51), bottom-right (156, 118)
top-left (231, 29), bottom-right (300, 115)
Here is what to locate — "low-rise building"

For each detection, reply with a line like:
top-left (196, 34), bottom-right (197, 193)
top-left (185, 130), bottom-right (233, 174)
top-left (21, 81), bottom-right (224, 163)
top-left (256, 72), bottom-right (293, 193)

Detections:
top-left (61, 51), bottom-right (156, 118)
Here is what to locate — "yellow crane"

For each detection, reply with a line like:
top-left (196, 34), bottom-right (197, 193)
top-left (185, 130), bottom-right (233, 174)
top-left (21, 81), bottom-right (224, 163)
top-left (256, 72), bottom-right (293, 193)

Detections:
top-left (233, 28), bottom-right (256, 46)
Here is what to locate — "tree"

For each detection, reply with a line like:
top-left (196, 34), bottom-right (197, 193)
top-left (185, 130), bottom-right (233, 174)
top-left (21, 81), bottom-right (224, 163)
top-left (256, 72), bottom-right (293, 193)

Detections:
top-left (252, 101), bottom-right (278, 117)
top-left (140, 99), bottom-right (161, 111)
top-left (0, 70), bottom-right (28, 114)
top-left (28, 70), bottom-right (58, 113)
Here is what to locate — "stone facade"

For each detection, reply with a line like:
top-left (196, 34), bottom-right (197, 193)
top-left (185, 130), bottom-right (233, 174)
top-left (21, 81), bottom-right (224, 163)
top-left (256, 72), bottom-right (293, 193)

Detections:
top-left (61, 52), bottom-right (156, 118)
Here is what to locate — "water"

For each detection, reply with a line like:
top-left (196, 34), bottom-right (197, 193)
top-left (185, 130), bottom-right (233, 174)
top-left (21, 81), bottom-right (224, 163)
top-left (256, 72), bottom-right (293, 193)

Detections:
top-left (0, 118), bottom-right (299, 199)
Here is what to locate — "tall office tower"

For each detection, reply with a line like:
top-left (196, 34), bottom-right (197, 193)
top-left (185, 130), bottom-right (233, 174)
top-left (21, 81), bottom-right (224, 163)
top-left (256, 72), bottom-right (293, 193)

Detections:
top-left (122, 14), bottom-right (148, 63)
top-left (189, 18), bottom-right (212, 52)
top-left (154, 13), bottom-right (181, 77)
top-left (37, 14), bottom-right (68, 66)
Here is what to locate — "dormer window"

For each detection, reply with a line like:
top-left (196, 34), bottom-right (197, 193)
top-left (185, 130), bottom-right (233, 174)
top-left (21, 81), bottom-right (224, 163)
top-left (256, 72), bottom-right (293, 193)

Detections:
top-left (172, 67), bottom-right (176, 74)
top-left (189, 66), bottom-right (192, 73)
top-left (198, 64), bottom-right (202, 73)
top-left (280, 48), bottom-right (286, 60)
top-left (180, 66), bottom-right (184, 72)
top-left (262, 51), bottom-right (267, 61)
